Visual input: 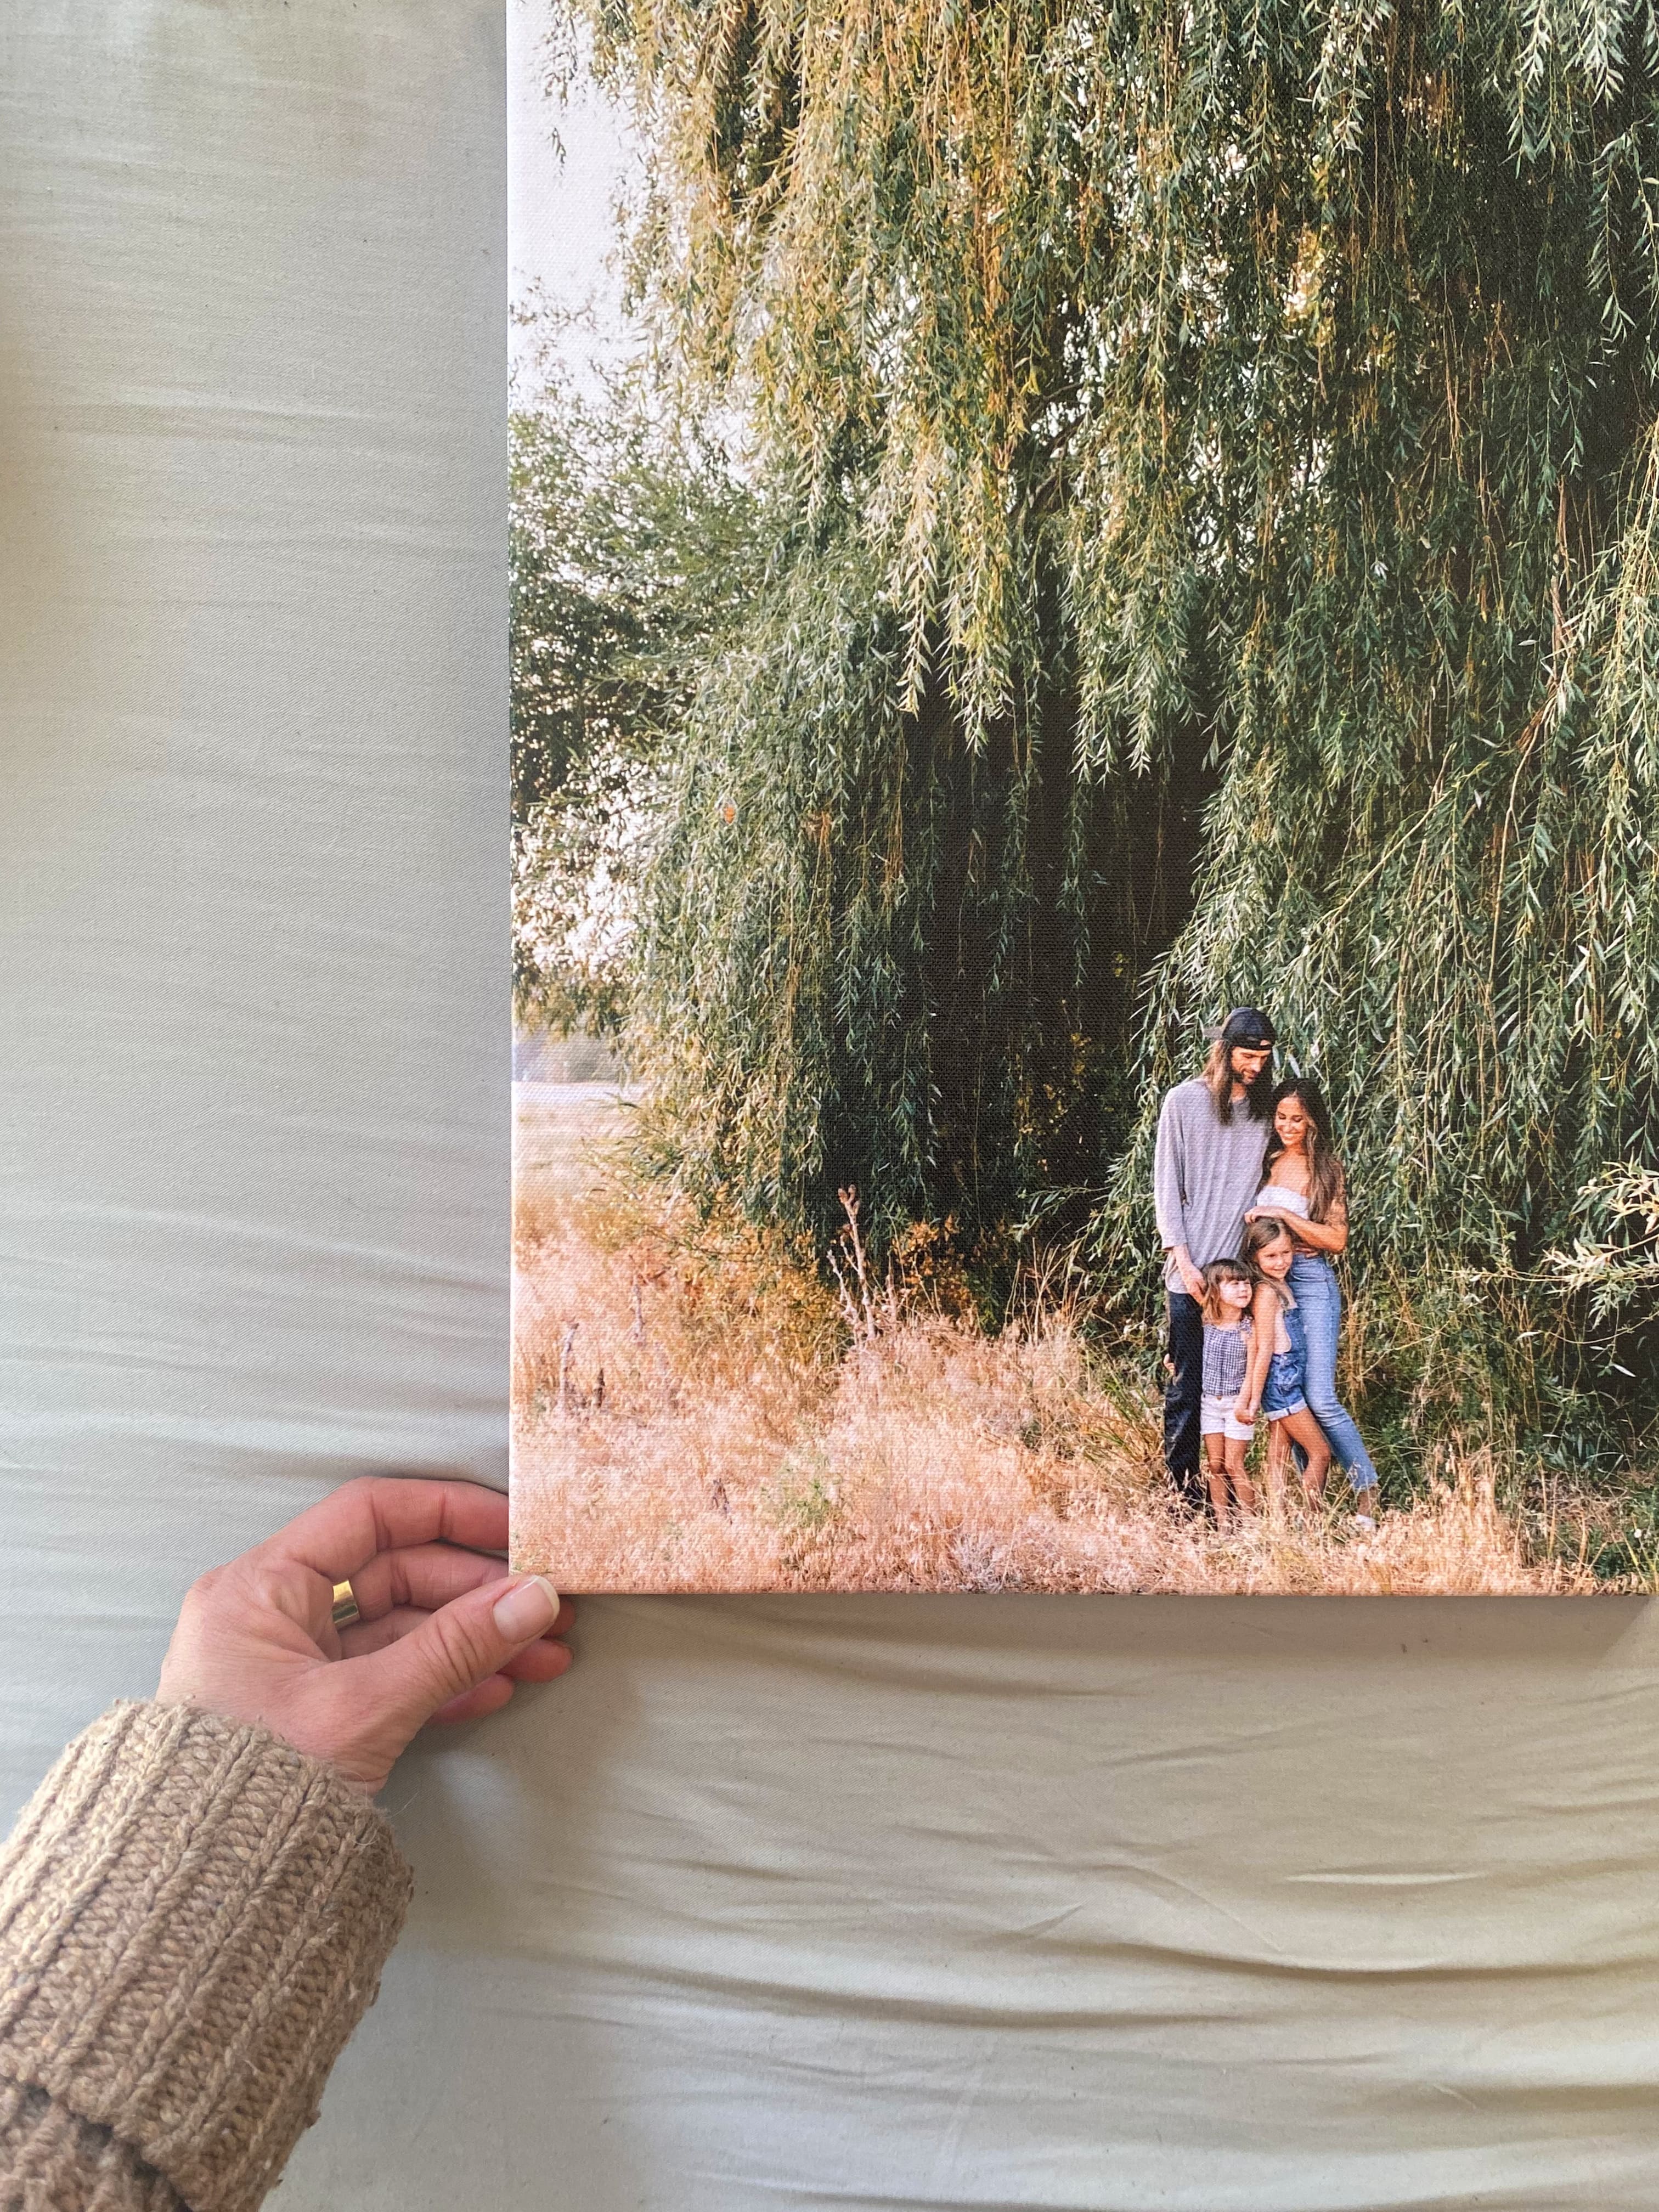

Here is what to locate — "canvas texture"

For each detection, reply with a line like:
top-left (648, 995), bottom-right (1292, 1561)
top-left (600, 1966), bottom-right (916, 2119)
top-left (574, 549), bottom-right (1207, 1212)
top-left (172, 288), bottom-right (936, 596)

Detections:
top-left (506, 9), bottom-right (1658, 1592)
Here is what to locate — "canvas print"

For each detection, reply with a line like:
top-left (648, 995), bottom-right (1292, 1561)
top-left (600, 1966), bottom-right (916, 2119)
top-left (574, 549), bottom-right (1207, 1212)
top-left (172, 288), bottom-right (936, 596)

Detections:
top-left (509, 0), bottom-right (1659, 1593)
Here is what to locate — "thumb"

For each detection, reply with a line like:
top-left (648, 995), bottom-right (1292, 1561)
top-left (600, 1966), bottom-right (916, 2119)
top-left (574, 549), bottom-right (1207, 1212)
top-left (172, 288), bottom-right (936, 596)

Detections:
top-left (357, 1573), bottom-right (562, 1734)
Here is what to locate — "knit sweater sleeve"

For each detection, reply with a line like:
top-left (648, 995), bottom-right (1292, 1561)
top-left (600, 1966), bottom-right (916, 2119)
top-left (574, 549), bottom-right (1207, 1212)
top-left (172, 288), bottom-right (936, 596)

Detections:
top-left (0, 1700), bottom-right (414, 2212)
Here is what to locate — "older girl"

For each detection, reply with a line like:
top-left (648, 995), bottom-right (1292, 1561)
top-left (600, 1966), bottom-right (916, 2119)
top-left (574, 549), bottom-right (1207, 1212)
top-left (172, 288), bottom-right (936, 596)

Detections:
top-left (1248, 1079), bottom-right (1380, 1528)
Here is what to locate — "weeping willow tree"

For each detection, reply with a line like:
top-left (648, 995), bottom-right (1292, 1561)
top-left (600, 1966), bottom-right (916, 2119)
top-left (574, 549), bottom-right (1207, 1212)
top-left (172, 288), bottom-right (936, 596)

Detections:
top-left (567, 0), bottom-right (1659, 1462)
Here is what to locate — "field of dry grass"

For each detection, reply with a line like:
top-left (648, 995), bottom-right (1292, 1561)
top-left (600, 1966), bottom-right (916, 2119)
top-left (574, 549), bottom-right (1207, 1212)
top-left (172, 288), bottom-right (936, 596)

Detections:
top-left (511, 1085), bottom-right (1606, 1594)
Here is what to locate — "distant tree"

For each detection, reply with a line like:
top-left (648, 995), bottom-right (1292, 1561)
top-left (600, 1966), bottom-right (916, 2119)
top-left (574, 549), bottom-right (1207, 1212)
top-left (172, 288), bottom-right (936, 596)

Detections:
top-left (511, 357), bottom-right (761, 1032)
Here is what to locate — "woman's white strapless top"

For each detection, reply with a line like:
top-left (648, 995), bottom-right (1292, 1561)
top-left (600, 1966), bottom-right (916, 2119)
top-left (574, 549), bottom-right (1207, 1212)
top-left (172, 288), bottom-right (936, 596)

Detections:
top-left (1255, 1183), bottom-right (1310, 1218)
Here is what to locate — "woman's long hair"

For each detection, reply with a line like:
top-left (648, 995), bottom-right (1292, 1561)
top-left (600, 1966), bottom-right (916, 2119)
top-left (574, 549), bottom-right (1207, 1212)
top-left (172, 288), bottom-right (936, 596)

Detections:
top-left (1261, 1077), bottom-right (1346, 1223)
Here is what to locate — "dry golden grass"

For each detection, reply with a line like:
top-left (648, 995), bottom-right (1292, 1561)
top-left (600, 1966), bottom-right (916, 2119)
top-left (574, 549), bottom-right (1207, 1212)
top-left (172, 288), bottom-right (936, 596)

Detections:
top-left (510, 1086), bottom-right (1605, 1594)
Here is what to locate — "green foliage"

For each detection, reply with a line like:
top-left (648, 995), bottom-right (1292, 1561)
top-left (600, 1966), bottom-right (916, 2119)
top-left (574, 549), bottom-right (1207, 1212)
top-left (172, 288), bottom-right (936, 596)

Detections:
top-left (511, 357), bottom-right (762, 1029)
top-left (1549, 1165), bottom-right (1659, 1324)
top-left (540, 0), bottom-right (1659, 1472)
top-left (630, 522), bottom-right (1193, 1249)
top-left (1583, 1482), bottom-right (1659, 1582)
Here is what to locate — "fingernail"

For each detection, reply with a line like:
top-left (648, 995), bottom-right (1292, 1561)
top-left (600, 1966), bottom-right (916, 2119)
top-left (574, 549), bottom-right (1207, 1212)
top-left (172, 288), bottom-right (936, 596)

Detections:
top-left (493, 1575), bottom-right (560, 1642)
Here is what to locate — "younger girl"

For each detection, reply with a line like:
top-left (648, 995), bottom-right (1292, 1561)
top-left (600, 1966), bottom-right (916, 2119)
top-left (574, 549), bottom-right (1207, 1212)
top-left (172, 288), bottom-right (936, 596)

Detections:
top-left (1198, 1258), bottom-right (1257, 1527)
top-left (1239, 1217), bottom-right (1332, 1509)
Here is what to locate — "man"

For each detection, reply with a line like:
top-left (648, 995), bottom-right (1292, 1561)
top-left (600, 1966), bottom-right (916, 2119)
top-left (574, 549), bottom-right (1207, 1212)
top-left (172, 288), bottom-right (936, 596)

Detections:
top-left (1153, 1007), bottom-right (1277, 1511)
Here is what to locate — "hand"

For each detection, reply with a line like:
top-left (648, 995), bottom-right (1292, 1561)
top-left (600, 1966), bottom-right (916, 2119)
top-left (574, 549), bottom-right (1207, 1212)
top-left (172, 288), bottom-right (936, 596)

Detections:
top-left (1234, 1398), bottom-right (1257, 1424)
top-left (157, 1476), bottom-right (574, 1793)
top-left (1248, 1206), bottom-right (1308, 1240)
top-left (1176, 1254), bottom-right (1205, 1301)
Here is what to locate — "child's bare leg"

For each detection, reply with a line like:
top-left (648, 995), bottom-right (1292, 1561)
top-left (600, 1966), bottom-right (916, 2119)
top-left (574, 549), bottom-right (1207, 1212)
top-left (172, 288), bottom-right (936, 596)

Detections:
top-left (1203, 1436), bottom-right (1231, 1527)
top-left (1280, 1409), bottom-right (1330, 1501)
top-left (1260, 1422), bottom-right (1289, 1515)
top-left (1227, 1436), bottom-right (1256, 1517)
top-left (1263, 1418), bottom-right (1289, 1507)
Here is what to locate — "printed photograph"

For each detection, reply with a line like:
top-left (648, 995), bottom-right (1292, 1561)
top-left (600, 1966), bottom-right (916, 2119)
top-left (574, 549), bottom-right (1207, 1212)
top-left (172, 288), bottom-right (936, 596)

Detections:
top-left (509, 0), bottom-right (1659, 1593)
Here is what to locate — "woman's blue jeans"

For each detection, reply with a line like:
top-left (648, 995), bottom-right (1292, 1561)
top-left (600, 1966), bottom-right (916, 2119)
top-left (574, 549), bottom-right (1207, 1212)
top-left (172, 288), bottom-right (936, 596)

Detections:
top-left (1288, 1255), bottom-right (1378, 1491)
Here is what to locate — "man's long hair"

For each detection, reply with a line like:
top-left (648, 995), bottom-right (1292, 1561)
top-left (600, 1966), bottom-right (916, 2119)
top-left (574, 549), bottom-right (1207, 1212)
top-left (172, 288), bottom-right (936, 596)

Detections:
top-left (1201, 1037), bottom-right (1274, 1125)
top-left (1261, 1076), bottom-right (1347, 1221)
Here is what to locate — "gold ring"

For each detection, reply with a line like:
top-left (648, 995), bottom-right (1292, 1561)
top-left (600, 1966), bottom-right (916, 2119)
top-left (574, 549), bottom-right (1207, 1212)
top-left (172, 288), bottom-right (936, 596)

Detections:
top-left (331, 1578), bottom-right (361, 1630)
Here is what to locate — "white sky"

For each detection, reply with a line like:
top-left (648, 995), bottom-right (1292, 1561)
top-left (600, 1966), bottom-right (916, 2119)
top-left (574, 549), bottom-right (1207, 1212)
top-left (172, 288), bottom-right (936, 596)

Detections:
top-left (506, 0), bottom-right (639, 398)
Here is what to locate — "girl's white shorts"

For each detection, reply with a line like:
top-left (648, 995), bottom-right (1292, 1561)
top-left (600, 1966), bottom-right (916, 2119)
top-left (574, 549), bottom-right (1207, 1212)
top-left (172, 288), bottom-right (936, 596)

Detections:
top-left (1200, 1394), bottom-right (1254, 1443)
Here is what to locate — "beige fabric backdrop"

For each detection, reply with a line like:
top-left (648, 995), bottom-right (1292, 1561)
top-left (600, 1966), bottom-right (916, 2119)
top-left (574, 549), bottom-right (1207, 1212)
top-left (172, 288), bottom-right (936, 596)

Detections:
top-left (3, 7), bottom-right (1658, 2206)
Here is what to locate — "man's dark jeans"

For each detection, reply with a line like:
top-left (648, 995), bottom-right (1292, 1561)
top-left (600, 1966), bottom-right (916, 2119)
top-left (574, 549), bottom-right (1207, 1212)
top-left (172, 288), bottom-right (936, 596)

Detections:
top-left (1164, 1290), bottom-right (1208, 1513)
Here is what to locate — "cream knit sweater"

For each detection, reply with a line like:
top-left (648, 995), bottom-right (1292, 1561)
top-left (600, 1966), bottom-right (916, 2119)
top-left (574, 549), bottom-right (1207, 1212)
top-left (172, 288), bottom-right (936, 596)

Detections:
top-left (0, 1701), bottom-right (414, 2212)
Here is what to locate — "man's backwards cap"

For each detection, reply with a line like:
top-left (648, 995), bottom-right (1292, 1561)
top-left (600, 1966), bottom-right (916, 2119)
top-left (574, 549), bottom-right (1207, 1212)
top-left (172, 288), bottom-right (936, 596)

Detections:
top-left (1205, 1006), bottom-right (1277, 1049)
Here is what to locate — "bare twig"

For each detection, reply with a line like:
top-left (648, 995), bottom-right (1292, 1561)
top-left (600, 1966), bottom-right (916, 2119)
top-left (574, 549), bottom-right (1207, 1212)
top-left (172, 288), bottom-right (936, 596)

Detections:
top-left (836, 1185), bottom-right (879, 1345)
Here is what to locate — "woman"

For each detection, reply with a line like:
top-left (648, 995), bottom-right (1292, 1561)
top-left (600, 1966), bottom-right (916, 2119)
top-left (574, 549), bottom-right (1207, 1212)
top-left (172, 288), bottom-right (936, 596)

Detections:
top-left (0, 1477), bottom-right (573, 2210)
top-left (1246, 1077), bottom-right (1380, 1526)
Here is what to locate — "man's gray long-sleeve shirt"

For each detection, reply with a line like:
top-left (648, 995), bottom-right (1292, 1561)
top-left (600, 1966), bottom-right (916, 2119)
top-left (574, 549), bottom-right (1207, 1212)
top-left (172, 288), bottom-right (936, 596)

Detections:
top-left (1152, 1076), bottom-right (1271, 1293)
